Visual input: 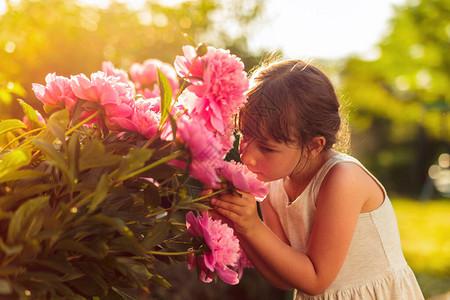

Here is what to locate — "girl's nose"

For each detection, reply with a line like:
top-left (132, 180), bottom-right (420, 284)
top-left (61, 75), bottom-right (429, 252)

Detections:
top-left (240, 141), bottom-right (256, 167)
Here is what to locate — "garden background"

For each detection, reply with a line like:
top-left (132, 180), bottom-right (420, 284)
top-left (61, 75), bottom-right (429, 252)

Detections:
top-left (0, 0), bottom-right (448, 298)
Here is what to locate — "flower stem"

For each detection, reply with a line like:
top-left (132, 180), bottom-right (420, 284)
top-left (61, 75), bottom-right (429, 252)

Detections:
top-left (172, 55), bottom-right (199, 106)
top-left (0, 127), bottom-right (45, 153)
top-left (146, 207), bottom-right (171, 218)
top-left (147, 249), bottom-right (201, 256)
top-left (185, 187), bottom-right (229, 204)
top-left (65, 110), bottom-right (101, 137)
top-left (116, 150), bottom-right (184, 182)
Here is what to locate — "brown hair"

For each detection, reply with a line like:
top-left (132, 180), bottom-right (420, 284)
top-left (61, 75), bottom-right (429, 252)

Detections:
top-left (239, 59), bottom-right (348, 152)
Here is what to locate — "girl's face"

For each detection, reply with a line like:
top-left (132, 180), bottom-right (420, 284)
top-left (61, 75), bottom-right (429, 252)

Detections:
top-left (240, 135), bottom-right (303, 182)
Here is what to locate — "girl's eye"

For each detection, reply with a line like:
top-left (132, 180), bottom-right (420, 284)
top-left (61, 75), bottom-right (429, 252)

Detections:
top-left (260, 146), bottom-right (275, 153)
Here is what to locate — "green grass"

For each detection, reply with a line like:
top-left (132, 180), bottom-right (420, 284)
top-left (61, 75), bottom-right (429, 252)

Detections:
top-left (392, 198), bottom-right (450, 298)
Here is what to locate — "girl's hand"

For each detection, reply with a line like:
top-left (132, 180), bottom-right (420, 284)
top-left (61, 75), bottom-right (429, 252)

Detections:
top-left (199, 183), bottom-right (233, 227)
top-left (211, 190), bottom-right (260, 236)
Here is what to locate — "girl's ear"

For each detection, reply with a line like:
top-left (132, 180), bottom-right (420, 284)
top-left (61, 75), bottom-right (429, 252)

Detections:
top-left (308, 136), bottom-right (326, 158)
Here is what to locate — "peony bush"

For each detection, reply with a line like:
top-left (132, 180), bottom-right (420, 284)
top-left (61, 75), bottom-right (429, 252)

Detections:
top-left (0, 42), bottom-right (268, 299)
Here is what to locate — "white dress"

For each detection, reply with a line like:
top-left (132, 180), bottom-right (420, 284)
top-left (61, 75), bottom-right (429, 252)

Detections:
top-left (267, 153), bottom-right (424, 299)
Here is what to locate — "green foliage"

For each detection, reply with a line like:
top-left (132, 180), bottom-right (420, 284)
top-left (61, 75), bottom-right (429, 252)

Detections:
top-left (0, 100), bottom-right (208, 299)
top-left (339, 0), bottom-right (449, 196)
top-left (392, 198), bottom-right (450, 297)
top-left (341, 0), bottom-right (449, 138)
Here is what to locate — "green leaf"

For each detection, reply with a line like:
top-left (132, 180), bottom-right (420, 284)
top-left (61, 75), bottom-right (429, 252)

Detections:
top-left (32, 139), bottom-right (72, 181)
top-left (88, 173), bottom-right (110, 213)
top-left (144, 182), bottom-right (161, 208)
top-left (79, 139), bottom-right (121, 171)
top-left (143, 222), bottom-right (171, 249)
top-left (117, 148), bottom-right (154, 179)
top-left (168, 113), bottom-right (177, 142)
top-left (140, 164), bottom-right (178, 180)
top-left (0, 239), bottom-right (23, 256)
top-left (18, 99), bottom-right (43, 130)
top-left (48, 117), bottom-right (67, 144)
top-left (115, 257), bottom-right (152, 283)
top-left (111, 287), bottom-right (140, 300)
top-left (7, 196), bottom-right (49, 244)
top-left (53, 239), bottom-right (103, 259)
top-left (30, 257), bottom-right (84, 281)
top-left (68, 133), bottom-right (80, 181)
top-left (157, 69), bottom-right (173, 127)
top-left (0, 119), bottom-right (26, 137)
top-left (115, 236), bottom-right (147, 257)
top-left (69, 276), bottom-right (107, 298)
top-left (0, 184), bottom-right (55, 211)
top-left (88, 215), bottom-right (128, 234)
top-left (47, 109), bottom-right (69, 130)
top-left (0, 146), bottom-right (32, 177)
top-left (0, 170), bottom-right (46, 183)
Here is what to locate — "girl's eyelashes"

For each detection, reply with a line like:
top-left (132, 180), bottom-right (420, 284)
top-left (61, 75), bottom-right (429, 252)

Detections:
top-left (259, 145), bottom-right (276, 152)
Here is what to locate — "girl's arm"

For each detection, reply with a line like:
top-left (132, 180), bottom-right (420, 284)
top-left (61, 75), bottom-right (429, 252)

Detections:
top-left (239, 197), bottom-right (294, 289)
top-left (212, 163), bottom-right (368, 295)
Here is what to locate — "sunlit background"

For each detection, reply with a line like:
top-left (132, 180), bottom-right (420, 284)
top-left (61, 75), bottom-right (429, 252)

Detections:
top-left (0, 0), bottom-right (449, 298)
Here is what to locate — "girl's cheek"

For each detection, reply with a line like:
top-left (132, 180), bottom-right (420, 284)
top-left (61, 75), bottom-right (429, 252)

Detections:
top-left (239, 140), bottom-right (248, 155)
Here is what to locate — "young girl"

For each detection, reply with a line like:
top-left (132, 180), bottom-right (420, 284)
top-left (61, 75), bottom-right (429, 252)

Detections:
top-left (208, 60), bottom-right (424, 299)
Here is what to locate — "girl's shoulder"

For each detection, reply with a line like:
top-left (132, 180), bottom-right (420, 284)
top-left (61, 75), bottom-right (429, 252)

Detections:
top-left (318, 154), bottom-right (385, 213)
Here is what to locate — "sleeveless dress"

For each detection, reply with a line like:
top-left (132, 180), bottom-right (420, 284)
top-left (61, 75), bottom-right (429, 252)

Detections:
top-left (267, 153), bottom-right (424, 299)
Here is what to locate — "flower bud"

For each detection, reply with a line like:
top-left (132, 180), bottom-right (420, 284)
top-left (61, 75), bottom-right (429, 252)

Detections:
top-left (195, 43), bottom-right (208, 57)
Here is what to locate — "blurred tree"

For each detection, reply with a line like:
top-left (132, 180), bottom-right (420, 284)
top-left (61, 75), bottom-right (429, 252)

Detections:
top-left (0, 0), bottom-right (264, 118)
top-left (339, 0), bottom-right (449, 197)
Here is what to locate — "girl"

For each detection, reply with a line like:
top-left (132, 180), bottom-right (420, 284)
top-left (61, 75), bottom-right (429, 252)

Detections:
top-left (209, 60), bottom-right (424, 299)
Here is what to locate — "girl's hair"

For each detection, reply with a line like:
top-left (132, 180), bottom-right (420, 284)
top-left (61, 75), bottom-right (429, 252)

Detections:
top-left (239, 58), bottom-right (349, 153)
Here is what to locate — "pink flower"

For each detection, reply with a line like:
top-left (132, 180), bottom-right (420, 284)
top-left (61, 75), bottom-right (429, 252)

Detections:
top-left (162, 115), bottom-right (223, 186)
top-left (186, 211), bottom-right (241, 285)
top-left (236, 248), bottom-right (254, 280)
top-left (102, 61), bottom-right (131, 84)
top-left (70, 72), bottom-right (135, 128)
top-left (129, 97), bottom-right (161, 138)
top-left (174, 45), bottom-right (205, 83)
top-left (32, 73), bottom-right (77, 112)
top-left (187, 253), bottom-right (214, 283)
top-left (130, 59), bottom-right (179, 98)
top-left (177, 46), bottom-right (249, 139)
top-left (217, 160), bottom-right (269, 200)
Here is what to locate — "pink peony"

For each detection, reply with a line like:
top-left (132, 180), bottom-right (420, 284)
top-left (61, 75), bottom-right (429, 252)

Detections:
top-left (174, 45), bottom-right (205, 84)
top-left (70, 71), bottom-right (135, 128)
top-left (129, 59), bottom-right (179, 98)
top-left (187, 252), bottom-right (214, 283)
top-left (236, 248), bottom-right (254, 280)
top-left (129, 97), bottom-right (161, 138)
top-left (186, 211), bottom-right (241, 285)
top-left (102, 61), bottom-right (132, 84)
top-left (177, 46), bottom-right (249, 139)
top-left (216, 160), bottom-right (269, 200)
top-left (32, 73), bottom-right (77, 112)
top-left (162, 115), bottom-right (223, 186)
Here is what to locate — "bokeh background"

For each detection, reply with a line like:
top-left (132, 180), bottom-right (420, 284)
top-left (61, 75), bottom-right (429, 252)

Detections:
top-left (0, 0), bottom-right (448, 298)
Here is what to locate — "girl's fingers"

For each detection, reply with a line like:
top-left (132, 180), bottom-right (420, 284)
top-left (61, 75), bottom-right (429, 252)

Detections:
top-left (213, 206), bottom-right (240, 223)
top-left (211, 197), bottom-right (242, 212)
top-left (213, 193), bottom-right (247, 207)
top-left (199, 189), bottom-right (213, 197)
